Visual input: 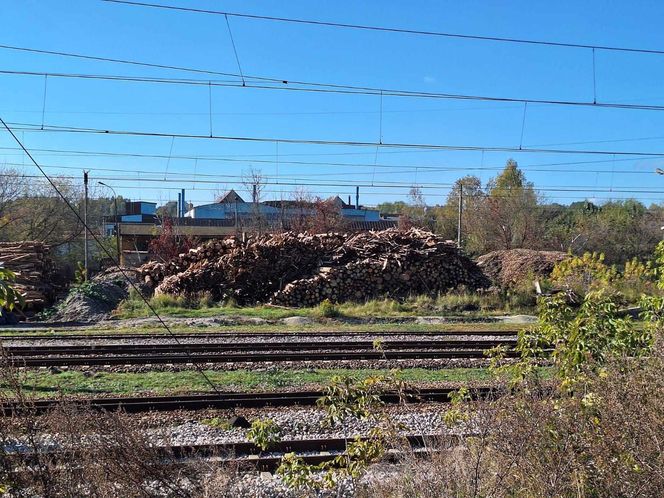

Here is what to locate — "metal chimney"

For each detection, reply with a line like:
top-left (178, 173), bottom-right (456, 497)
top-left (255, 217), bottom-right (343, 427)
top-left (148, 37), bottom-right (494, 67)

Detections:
top-left (355, 186), bottom-right (360, 209)
top-left (181, 188), bottom-right (186, 217)
top-left (177, 192), bottom-right (181, 218)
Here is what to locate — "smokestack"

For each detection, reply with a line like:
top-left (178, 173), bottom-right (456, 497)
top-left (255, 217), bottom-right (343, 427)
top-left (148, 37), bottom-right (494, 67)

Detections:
top-left (177, 192), bottom-right (181, 218)
top-left (348, 195), bottom-right (351, 206)
top-left (181, 188), bottom-right (186, 217)
top-left (355, 186), bottom-right (359, 210)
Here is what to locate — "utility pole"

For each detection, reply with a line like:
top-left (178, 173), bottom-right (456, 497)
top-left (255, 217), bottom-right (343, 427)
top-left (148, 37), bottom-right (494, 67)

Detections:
top-left (98, 181), bottom-right (121, 264)
top-left (457, 184), bottom-right (463, 248)
top-left (83, 170), bottom-right (89, 279)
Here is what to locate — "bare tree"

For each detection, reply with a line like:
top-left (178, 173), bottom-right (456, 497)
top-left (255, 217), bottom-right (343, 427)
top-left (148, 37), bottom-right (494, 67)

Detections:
top-left (289, 187), bottom-right (314, 232)
top-left (2, 175), bottom-right (84, 246)
top-left (0, 168), bottom-right (24, 234)
top-left (242, 168), bottom-right (267, 233)
top-left (310, 197), bottom-right (346, 233)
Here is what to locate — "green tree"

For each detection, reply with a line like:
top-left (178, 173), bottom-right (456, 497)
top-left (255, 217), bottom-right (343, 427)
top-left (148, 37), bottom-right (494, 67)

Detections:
top-left (444, 175), bottom-right (486, 252)
top-left (483, 159), bottom-right (541, 250)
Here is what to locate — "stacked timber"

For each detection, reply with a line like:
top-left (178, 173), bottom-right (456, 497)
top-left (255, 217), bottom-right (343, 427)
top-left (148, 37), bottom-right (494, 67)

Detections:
top-left (0, 241), bottom-right (55, 310)
top-left (272, 229), bottom-right (489, 306)
top-left (139, 228), bottom-right (489, 306)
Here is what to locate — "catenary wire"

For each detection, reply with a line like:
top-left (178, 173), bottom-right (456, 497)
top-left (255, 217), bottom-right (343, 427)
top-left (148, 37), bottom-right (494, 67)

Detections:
top-left (0, 117), bottom-right (222, 394)
top-left (0, 157), bottom-right (658, 177)
top-left (102, 0), bottom-right (664, 57)
top-left (1, 144), bottom-right (663, 167)
top-left (5, 172), bottom-right (663, 195)
top-left (4, 68), bottom-right (664, 113)
top-left (9, 120), bottom-right (664, 158)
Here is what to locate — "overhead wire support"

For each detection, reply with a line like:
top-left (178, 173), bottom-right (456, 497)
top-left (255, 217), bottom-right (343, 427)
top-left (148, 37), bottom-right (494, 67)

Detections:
top-left (163, 136), bottom-right (175, 180)
top-left (208, 81), bottom-right (213, 137)
top-left (224, 13), bottom-right (245, 86)
top-left (592, 48), bottom-right (597, 104)
top-left (378, 90), bottom-right (384, 145)
top-left (519, 102), bottom-right (528, 150)
top-left (40, 74), bottom-right (48, 130)
top-left (0, 117), bottom-right (222, 393)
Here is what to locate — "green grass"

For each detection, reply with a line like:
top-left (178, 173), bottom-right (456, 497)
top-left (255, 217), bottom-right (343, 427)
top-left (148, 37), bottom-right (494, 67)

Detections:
top-left (8, 368), bottom-right (501, 398)
top-left (112, 291), bottom-right (535, 320)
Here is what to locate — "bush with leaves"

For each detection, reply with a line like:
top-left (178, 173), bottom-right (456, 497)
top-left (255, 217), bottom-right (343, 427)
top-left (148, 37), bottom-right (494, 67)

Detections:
top-left (277, 374), bottom-right (409, 490)
top-left (247, 418), bottom-right (281, 452)
top-left (0, 267), bottom-right (23, 315)
top-left (316, 375), bottom-right (385, 427)
top-left (495, 290), bottom-right (653, 389)
top-left (550, 251), bottom-right (617, 296)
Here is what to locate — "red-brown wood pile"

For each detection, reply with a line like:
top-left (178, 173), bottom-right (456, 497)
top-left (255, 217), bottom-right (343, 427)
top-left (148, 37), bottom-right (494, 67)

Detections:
top-left (139, 228), bottom-right (489, 306)
top-left (476, 248), bottom-right (568, 288)
top-left (0, 241), bottom-right (55, 310)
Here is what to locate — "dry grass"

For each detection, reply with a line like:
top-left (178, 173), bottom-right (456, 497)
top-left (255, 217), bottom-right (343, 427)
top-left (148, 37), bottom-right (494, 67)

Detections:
top-left (357, 343), bottom-right (664, 497)
top-left (0, 355), bottom-right (240, 497)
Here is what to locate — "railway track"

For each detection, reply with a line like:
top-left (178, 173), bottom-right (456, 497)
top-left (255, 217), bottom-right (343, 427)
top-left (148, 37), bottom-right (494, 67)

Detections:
top-left (8, 434), bottom-right (452, 472)
top-left (5, 349), bottom-right (518, 367)
top-left (2, 387), bottom-right (495, 415)
top-left (0, 329), bottom-right (519, 341)
top-left (3, 339), bottom-right (516, 356)
top-left (170, 433), bottom-right (448, 471)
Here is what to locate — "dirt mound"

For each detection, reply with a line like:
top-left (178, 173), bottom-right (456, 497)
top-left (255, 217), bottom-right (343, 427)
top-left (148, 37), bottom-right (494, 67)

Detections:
top-left (140, 228), bottom-right (489, 306)
top-left (49, 267), bottom-right (143, 323)
top-left (476, 249), bottom-right (568, 288)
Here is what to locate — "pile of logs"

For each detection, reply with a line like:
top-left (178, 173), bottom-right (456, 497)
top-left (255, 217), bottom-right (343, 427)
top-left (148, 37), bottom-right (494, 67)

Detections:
top-left (476, 249), bottom-right (568, 288)
top-left (273, 229), bottom-right (489, 306)
top-left (0, 241), bottom-right (56, 310)
top-left (139, 228), bottom-right (489, 306)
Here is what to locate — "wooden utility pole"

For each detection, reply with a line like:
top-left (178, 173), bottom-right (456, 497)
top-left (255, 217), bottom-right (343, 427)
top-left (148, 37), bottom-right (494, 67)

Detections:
top-left (457, 184), bottom-right (463, 248)
top-left (83, 170), bottom-right (89, 279)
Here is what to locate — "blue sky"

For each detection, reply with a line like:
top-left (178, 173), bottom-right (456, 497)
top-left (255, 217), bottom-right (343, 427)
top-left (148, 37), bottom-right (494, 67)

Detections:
top-left (2, 0), bottom-right (664, 208)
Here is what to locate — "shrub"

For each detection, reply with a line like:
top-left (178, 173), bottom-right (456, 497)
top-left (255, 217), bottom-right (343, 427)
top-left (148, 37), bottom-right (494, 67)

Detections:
top-left (357, 341), bottom-right (664, 497)
top-left (247, 419), bottom-right (281, 452)
top-left (0, 267), bottom-right (23, 314)
top-left (550, 252), bottom-right (617, 296)
top-left (315, 299), bottom-right (340, 318)
top-left (0, 356), bottom-right (238, 496)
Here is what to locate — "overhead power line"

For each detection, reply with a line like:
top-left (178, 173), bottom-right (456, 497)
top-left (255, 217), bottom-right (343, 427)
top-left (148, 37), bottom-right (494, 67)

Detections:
top-left (1, 145), bottom-right (660, 175)
top-left (103, 0), bottom-right (664, 57)
top-left (5, 170), bottom-right (663, 195)
top-left (4, 68), bottom-right (664, 113)
top-left (2, 144), bottom-right (663, 166)
top-left (9, 120), bottom-right (664, 158)
top-left (0, 117), bottom-right (222, 394)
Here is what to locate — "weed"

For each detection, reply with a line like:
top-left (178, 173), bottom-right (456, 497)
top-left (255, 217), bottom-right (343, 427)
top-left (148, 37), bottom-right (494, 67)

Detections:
top-left (247, 419), bottom-right (281, 451)
top-left (315, 299), bottom-right (341, 318)
top-left (201, 417), bottom-right (231, 430)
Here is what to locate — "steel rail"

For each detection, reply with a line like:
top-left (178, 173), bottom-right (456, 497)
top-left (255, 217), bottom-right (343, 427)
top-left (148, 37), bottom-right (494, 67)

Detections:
top-left (6, 348), bottom-right (523, 366)
top-left (3, 339), bottom-right (517, 356)
top-left (0, 329), bottom-right (519, 341)
top-left (5, 433), bottom-right (455, 472)
top-left (2, 387), bottom-right (495, 415)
